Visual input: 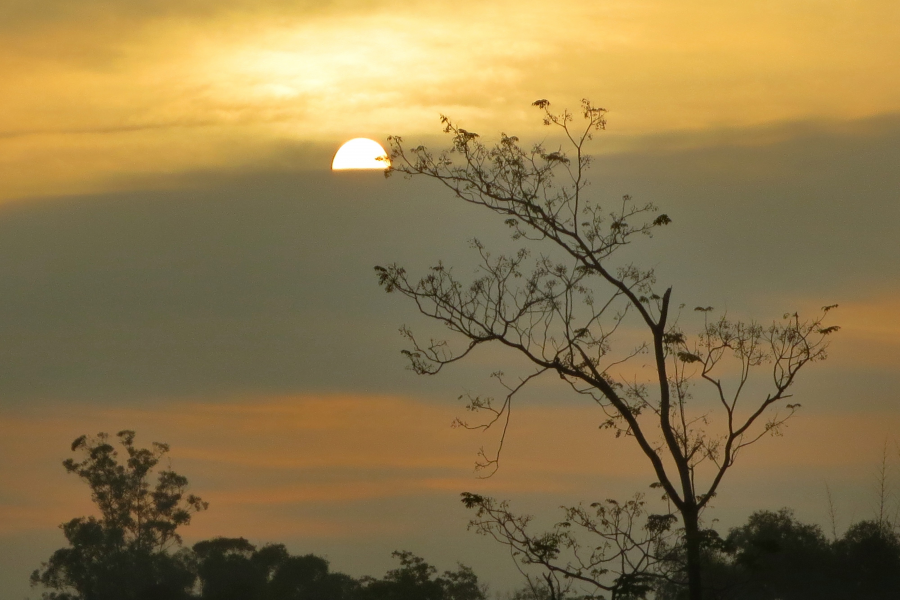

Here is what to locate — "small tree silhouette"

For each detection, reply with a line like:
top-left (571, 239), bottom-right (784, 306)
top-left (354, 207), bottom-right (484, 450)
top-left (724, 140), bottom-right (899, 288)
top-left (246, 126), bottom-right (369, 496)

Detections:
top-left (31, 430), bottom-right (207, 600)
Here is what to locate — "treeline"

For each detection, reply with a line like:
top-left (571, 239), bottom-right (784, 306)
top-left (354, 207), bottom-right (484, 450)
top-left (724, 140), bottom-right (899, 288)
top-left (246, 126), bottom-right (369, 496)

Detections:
top-left (30, 432), bottom-right (487, 600)
top-left (32, 510), bottom-right (900, 600)
top-left (656, 508), bottom-right (900, 599)
top-left (29, 431), bottom-right (900, 600)
top-left (36, 541), bottom-right (484, 600)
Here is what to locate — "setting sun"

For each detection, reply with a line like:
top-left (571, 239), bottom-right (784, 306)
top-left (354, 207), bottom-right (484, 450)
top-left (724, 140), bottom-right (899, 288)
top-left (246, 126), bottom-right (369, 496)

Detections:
top-left (331, 138), bottom-right (390, 170)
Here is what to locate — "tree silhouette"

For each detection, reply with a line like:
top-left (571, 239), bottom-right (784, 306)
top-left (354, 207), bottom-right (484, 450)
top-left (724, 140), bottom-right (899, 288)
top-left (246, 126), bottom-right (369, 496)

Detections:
top-left (834, 520), bottom-right (900, 598)
top-left (376, 99), bottom-right (838, 600)
top-left (269, 553), bottom-right (357, 600)
top-left (192, 537), bottom-right (358, 600)
top-left (357, 551), bottom-right (486, 600)
top-left (31, 431), bottom-right (207, 600)
top-left (721, 508), bottom-right (832, 600)
top-left (193, 537), bottom-right (265, 600)
top-left (656, 509), bottom-right (900, 600)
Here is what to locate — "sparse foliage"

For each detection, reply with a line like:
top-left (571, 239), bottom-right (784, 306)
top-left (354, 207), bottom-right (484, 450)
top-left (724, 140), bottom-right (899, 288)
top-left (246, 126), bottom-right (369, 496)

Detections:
top-left (460, 492), bottom-right (682, 600)
top-left (377, 100), bottom-right (838, 600)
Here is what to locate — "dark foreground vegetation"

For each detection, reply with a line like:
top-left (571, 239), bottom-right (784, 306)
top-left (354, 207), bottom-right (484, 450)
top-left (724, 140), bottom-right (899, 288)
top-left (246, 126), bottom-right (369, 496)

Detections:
top-left (31, 432), bottom-right (900, 600)
top-left (657, 509), bottom-right (900, 600)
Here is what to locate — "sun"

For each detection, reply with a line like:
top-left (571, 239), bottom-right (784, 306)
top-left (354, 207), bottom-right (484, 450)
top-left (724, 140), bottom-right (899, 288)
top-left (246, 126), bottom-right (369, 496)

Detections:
top-left (331, 138), bottom-right (390, 170)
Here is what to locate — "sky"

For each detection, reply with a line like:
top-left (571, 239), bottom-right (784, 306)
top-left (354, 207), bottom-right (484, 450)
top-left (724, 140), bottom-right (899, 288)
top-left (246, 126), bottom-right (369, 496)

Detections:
top-left (1, 0), bottom-right (900, 597)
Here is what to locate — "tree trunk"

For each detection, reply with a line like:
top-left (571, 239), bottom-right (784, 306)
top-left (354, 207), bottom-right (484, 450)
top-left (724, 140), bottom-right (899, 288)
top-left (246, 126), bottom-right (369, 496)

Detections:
top-left (683, 506), bottom-right (703, 600)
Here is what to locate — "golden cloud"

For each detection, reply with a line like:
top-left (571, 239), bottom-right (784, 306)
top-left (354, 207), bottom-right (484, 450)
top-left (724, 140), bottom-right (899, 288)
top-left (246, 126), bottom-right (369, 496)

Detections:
top-left (1, 0), bottom-right (898, 200)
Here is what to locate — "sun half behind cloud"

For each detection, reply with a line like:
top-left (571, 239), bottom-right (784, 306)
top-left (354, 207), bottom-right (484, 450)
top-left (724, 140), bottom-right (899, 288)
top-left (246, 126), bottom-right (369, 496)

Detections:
top-left (331, 138), bottom-right (390, 170)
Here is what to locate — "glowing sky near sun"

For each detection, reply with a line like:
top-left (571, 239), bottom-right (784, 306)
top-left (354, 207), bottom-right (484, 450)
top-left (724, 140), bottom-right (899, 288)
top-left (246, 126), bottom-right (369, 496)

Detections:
top-left (1, 0), bottom-right (899, 200)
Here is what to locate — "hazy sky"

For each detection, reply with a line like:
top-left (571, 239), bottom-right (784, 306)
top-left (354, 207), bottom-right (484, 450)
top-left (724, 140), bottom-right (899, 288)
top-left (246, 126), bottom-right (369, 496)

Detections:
top-left (1, 1), bottom-right (900, 598)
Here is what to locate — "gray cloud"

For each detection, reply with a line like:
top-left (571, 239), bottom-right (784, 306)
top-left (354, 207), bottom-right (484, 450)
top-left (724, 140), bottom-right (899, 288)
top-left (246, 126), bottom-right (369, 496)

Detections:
top-left (595, 113), bottom-right (900, 304)
top-left (0, 116), bottom-right (897, 405)
top-left (0, 172), bottom-right (436, 403)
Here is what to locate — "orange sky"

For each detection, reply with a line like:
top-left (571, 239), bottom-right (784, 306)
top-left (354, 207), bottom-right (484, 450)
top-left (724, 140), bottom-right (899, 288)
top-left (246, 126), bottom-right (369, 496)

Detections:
top-left (5, 393), bottom-right (899, 536)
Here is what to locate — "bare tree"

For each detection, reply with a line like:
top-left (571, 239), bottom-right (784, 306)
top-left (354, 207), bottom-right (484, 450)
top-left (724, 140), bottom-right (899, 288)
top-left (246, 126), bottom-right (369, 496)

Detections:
top-left (375, 99), bottom-right (838, 600)
top-left (825, 482), bottom-right (840, 541)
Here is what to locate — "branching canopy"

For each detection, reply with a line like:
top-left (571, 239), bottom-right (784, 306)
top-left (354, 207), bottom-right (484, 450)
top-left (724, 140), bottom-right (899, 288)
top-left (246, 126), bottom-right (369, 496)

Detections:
top-left (376, 99), bottom-right (838, 600)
